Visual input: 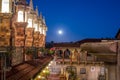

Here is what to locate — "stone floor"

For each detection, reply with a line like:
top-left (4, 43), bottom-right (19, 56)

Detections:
top-left (0, 56), bottom-right (53, 80)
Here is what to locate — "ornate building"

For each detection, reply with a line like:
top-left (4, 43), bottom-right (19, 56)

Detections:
top-left (0, 0), bottom-right (47, 66)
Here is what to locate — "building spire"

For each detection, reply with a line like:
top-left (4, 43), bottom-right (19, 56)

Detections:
top-left (39, 12), bottom-right (43, 19)
top-left (18, 0), bottom-right (27, 5)
top-left (43, 16), bottom-right (46, 24)
top-left (29, 0), bottom-right (33, 10)
top-left (35, 6), bottom-right (39, 16)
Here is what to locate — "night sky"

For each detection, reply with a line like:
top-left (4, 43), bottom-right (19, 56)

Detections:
top-left (27, 0), bottom-right (120, 42)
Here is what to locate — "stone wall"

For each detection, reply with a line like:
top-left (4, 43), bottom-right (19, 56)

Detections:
top-left (62, 64), bottom-right (105, 80)
top-left (0, 13), bottom-right (11, 46)
top-left (117, 42), bottom-right (120, 80)
top-left (12, 47), bottom-right (24, 66)
top-left (106, 64), bottom-right (116, 80)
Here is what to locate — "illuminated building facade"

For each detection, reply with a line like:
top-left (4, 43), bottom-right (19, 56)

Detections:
top-left (0, 0), bottom-right (47, 66)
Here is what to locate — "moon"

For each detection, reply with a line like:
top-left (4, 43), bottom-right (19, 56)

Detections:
top-left (58, 30), bottom-right (63, 35)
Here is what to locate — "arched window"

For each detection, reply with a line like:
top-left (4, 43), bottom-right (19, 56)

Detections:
top-left (2, 0), bottom-right (10, 13)
top-left (34, 23), bottom-right (38, 31)
top-left (39, 26), bottom-right (42, 34)
top-left (27, 19), bottom-right (32, 28)
top-left (43, 29), bottom-right (46, 35)
top-left (18, 11), bottom-right (24, 22)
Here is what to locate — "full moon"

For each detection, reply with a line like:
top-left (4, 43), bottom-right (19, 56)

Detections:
top-left (58, 30), bottom-right (63, 35)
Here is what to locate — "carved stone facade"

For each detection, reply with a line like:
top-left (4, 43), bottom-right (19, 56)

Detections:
top-left (39, 34), bottom-right (46, 47)
top-left (0, 0), bottom-right (47, 66)
top-left (33, 31), bottom-right (40, 47)
top-left (14, 22), bottom-right (27, 47)
top-left (25, 28), bottom-right (34, 47)
top-left (0, 13), bottom-right (12, 47)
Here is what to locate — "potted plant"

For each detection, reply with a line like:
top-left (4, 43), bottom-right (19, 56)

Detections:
top-left (25, 48), bottom-right (33, 61)
top-left (5, 50), bottom-right (12, 68)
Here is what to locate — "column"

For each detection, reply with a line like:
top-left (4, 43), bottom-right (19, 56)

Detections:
top-left (12, 22), bottom-right (27, 66)
top-left (25, 28), bottom-right (34, 47)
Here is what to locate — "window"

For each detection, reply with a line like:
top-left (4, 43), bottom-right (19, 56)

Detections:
top-left (27, 19), bottom-right (32, 28)
top-left (34, 23), bottom-right (38, 31)
top-left (25, 12), bottom-right (27, 22)
top-left (39, 26), bottom-right (42, 33)
top-left (43, 29), bottom-right (46, 35)
top-left (80, 68), bottom-right (86, 74)
top-left (2, 0), bottom-right (10, 13)
top-left (18, 11), bottom-right (24, 22)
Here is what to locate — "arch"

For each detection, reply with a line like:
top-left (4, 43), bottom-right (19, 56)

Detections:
top-left (64, 48), bottom-right (71, 59)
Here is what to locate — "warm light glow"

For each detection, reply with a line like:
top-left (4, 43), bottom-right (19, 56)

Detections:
top-left (2, 0), bottom-right (10, 13)
top-left (46, 67), bottom-right (48, 69)
top-left (48, 63), bottom-right (51, 66)
top-left (34, 23), bottom-right (38, 31)
top-left (43, 70), bottom-right (45, 73)
top-left (27, 19), bottom-right (32, 28)
top-left (38, 75), bottom-right (41, 78)
top-left (18, 11), bottom-right (24, 22)
top-left (50, 61), bottom-right (53, 64)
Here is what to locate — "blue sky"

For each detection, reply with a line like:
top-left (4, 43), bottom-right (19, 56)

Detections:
top-left (27, 0), bottom-right (120, 42)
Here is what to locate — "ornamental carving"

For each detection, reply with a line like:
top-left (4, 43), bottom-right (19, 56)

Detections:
top-left (0, 16), bottom-right (11, 46)
top-left (25, 28), bottom-right (34, 47)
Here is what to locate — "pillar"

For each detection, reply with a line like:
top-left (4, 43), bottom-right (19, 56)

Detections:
top-left (25, 28), bottom-right (34, 47)
top-left (12, 22), bottom-right (27, 66)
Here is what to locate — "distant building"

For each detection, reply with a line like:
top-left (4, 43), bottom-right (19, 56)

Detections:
top-left (52, 29), bottom-right (120, 80)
